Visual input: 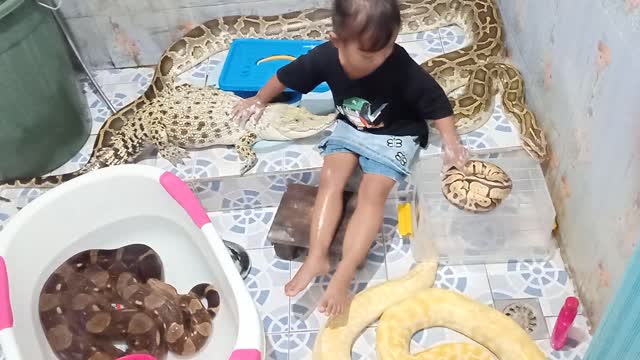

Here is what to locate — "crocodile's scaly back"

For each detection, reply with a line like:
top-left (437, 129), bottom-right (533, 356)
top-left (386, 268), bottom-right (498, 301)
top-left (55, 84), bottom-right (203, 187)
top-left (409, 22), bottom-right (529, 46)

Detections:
top-left (142, 84), bottom-right (335, 146)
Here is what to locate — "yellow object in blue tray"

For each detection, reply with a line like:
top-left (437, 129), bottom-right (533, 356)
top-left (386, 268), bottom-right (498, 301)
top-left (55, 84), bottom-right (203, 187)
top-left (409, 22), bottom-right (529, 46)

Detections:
top-left (218, 38), bottom-right (330, 99)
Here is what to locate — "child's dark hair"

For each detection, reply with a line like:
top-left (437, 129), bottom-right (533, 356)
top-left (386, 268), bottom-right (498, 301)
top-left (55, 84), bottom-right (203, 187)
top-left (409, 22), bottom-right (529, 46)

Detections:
top-left (332, 0), bottom-right (402, 52)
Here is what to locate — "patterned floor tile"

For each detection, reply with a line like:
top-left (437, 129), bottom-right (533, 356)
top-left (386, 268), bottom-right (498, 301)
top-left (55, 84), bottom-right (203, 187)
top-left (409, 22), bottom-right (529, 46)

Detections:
top-left (386, 253), bottom-right (494, 306)
top-left (290, 230), bottom-right (388, 287)
top-left (46, 135), bottom-right (97, 176)
top-left (487, 102), bottom-right (519, 134)
top-left (436, 265), bottom-right (493, 305)
top-left (190, 144), bottom-right (286, 178)
top-left (0, 187), bottom-right (47, 211)
top-left (152, 152), bottom-right (198, 181)
top-left (91, 67), bottom-right (154, 87)
top-left (0, 201), bottom-right (18, 232)
top-left (382, 204), bottom-right (493, 304)
top-left (288, 331), bottom-right (317, 359)
top-left (196, 172), bottom-right (288, 213)
top-left (418, 133), bottom-right (472, 158)
top-left (421, 102), bottom-right (522, 158)
top-left (246, 248), bottom-right (291, 287)
top-left (290, 280), bottom-right (384, 333)
top-left (244, 248), bottom-right (291, 333)
top-left (441, 35), bottom-right (467, 53)
top-left (84, 88), bottom-right (114, 134)
top-left (205, 52), bottom-right (228, 87)
top-left (537, 316), bottom-right (591, 359)
top-left (400, 38), bottom-right (444, 64)
top-left (209, 207), bottom-right (277, 250)
top-left (283, 136), bottom-right (328, 172)
top-left (101, 82), bottom-right (148, 110)
top-left (439, 25), bottom-right (466, 41)
top-left (176, 59), bottom-right (213, 87)
top-left (189, 147), bottom-right (242, 178)
top-left (187, 149), bottom-right (229, 179)
top-left (352, 327), bottom-right (378, 359)
top-left (486, 250), bottom-right (580, 317)
top-left (397, 30), bottom-right (441, 43)
top-left (266, 332), bottom-right (289, 360)
top-left (462, 103), bottom-right (521, 153)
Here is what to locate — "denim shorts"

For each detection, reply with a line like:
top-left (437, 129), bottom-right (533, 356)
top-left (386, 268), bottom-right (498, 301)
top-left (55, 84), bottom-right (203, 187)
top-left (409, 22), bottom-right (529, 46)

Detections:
top-left (318, 121), bottom-right (421, 183)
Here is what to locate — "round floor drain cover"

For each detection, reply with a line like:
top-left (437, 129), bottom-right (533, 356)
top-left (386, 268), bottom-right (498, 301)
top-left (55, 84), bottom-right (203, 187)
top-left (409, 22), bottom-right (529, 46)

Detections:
top-left (502, 302), bottom-right (538, 333)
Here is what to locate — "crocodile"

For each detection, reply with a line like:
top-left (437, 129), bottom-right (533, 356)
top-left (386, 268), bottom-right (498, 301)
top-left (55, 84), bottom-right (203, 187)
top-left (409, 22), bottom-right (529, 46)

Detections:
top-left (0, 85), bottom-right (335, 191)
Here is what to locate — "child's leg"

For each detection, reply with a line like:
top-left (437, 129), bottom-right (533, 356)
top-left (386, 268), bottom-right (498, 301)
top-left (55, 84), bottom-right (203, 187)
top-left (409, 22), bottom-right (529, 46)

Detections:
top-left (285, 152), bottom-right (358, 297)
top-left (319, 172), bottom-right (395, 316)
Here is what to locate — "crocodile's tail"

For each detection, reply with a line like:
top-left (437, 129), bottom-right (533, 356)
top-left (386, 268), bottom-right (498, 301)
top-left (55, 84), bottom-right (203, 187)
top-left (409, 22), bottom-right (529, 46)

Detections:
top-left (1, 171), bottom-right (84, 189)
top-left (0, 168), bottom-right (88, 194)
top-left (0, 166), bottom-right (94, 204)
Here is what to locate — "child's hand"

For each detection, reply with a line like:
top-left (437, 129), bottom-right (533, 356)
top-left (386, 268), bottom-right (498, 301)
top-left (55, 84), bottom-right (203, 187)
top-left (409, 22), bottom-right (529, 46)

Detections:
top-left (231, 96), bottom-right (267, 127)
top-left (442, 140), bottom-right (469, 173)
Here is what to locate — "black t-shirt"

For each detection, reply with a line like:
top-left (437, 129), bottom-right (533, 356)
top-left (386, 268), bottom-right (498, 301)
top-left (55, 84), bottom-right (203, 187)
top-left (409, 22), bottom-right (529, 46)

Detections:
top-left (276, 42), bottom-right (453, 147)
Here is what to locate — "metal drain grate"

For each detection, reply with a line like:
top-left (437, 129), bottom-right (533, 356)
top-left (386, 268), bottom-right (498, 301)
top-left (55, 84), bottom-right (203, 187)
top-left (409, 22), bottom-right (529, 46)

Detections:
top-left (503, 303), bottom-right (538, 332)
top-left (494, 298), bottom-right (549, 340)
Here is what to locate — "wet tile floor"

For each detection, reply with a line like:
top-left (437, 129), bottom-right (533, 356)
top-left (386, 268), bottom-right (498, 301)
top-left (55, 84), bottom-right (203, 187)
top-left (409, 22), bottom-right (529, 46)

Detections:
top-left (0, 29), bottom-right (591, 359)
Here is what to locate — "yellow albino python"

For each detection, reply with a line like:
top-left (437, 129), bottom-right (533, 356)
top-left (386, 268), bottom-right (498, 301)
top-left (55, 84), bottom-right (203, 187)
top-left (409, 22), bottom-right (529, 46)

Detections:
top-left (1, 0), bottom-right (546, 192)
top-left (313, 260), bottom-right (547, 359)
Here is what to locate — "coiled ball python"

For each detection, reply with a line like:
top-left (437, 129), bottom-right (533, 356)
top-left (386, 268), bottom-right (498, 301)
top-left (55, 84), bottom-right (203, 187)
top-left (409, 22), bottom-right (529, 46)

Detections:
top-left (313, 261), bottom-right (546, 359)
top-left (2, 0), bottom-right (546, 205)
top-left (442, 160), bottom-right (513, 213)
top-left (38, 244), bottom-right (220, 360)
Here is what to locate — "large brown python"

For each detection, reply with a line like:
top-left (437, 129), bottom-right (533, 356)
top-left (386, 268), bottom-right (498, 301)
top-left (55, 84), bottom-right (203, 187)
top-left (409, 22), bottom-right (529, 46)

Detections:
top-left (1, 0), bottom-right (546, 193)
top-left (38, 244), bottom-right (220, 360)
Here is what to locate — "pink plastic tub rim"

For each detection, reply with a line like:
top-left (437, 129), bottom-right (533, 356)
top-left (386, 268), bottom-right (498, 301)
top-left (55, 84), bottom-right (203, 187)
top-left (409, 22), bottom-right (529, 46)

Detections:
top-left (149, 173), bottom-right (263, 359)
top-left (0, 256), bottom-right (12, 330)
top-left (229, 349), bottom-right (261, 360)
top-left (115, 348), bottom-right (261, 360)
top-left (159, 171), bottom-right (211, 228)
top-left (117, 355), bottom-right (156, 360)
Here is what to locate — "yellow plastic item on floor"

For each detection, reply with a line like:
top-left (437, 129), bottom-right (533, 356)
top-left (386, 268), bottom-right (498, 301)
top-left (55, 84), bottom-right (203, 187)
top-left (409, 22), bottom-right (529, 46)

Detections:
top-left (397, 203), bottom-right (412, 237)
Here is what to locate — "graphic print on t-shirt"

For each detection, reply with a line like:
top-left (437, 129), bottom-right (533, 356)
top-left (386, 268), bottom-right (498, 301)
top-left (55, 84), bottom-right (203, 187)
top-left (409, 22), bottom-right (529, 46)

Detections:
top-left (336, 97), bottom-right (389, 129)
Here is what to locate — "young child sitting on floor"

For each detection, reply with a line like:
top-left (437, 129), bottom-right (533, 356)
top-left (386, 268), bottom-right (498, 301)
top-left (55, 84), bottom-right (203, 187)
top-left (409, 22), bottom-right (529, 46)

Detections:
top-left (231, 0), bottom-right (468, 317)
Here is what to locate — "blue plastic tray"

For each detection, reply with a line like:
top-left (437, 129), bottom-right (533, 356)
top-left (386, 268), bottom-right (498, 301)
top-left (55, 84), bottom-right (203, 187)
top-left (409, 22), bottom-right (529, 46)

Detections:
top-left (218, 38), bottom-right (330, 97)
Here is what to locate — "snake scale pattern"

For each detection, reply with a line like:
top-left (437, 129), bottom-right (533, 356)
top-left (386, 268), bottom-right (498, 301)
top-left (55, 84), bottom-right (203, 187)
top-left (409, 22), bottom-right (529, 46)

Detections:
top-left (0, 0), bottom-right (547, 213)
top-left (313, 261), bottom-right (547, 359)
top-left (38, 244), bottom-right (220, 359)
top-left (442, 160), bottom-right (512, 212)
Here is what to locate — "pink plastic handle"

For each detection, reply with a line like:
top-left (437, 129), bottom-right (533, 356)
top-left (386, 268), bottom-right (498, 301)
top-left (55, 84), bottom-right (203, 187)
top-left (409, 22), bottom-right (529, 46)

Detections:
top-left (0, 256), bottom-right (13, 330)
top-left (230, 349), bottom-right (261, 360)
top-left (117, 355), bottom-right (156, 360)
top-left (159, 172), bottom-right (211, 228)
top-left (115, 349), bottom-right (259, 360)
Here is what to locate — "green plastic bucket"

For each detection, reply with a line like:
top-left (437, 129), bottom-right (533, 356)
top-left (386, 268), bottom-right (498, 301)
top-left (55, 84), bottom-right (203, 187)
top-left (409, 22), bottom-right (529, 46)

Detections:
top-left (0, 0), bottom-right (91, 180)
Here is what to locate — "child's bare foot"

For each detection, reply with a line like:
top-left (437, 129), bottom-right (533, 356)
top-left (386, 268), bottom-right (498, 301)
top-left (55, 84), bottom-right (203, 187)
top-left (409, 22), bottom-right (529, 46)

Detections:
top-left (318, 263), bottom-right (356, 317)
top-left (285, 255), bottom-right (330, 297)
